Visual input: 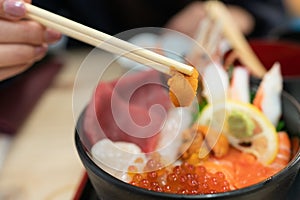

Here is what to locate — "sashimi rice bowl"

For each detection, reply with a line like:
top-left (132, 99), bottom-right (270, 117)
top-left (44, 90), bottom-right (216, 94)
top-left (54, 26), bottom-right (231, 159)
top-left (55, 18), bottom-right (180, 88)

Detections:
top-left (74, 31), bottom-right (300, 200)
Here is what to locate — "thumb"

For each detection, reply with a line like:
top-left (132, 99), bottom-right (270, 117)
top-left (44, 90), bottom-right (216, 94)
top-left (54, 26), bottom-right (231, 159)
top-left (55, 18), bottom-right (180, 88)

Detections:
top-left (1, 0), bottom-right (26, 20)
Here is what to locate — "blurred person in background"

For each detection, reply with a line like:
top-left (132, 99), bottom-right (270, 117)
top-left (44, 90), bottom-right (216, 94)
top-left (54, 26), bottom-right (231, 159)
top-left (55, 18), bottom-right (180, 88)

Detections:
top-left (270, 0), bottom-right (300, 41)
top-left (0, 0), bottom-right (289, 80)
top-left (31, 0), bottom-right (288, 45)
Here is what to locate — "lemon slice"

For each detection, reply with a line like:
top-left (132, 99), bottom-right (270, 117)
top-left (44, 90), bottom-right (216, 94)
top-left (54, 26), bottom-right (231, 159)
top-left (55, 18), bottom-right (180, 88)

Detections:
top-left (197, 100), bottom-right (278, 165)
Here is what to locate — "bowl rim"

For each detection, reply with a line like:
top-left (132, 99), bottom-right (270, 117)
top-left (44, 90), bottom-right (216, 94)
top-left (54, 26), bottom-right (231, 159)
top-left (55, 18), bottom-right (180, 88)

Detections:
top-left (75, 91), bottom-right (300, 199)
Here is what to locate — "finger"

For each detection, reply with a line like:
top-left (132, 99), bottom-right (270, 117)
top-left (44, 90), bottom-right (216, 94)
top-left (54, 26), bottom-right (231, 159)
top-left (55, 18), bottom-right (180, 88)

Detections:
top-left (0, 62), bottom-right (32, 81)
top-left (0, 19), bottom-right (61, 45)
top-left (0, 0), bottom-right (30, 20)
top-left (0, 44), bottom-right (47, 67)
top-left (165, 2), bottom-right (206, 37)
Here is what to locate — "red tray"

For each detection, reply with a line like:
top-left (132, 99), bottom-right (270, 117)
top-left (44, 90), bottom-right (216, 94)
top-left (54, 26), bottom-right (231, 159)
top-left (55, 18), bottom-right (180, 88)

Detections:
top-left (73, 173), bottom-right (99, 200)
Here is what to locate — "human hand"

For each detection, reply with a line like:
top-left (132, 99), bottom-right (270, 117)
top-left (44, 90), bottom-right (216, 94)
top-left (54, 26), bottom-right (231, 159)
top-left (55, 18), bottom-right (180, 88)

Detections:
top-left (0, 0), bottom-right (61, 81)
top-left (165, 2), bottom-right (254, 38)
top-left (165, 2), bottom-right (206, 38)
top-left (285, 0), bottom-right (300, 17)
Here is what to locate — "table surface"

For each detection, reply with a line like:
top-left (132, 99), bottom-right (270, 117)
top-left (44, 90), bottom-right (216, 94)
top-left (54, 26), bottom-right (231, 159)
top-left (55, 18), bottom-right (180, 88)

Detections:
top-left (0, 48), bottom-right (126, 200)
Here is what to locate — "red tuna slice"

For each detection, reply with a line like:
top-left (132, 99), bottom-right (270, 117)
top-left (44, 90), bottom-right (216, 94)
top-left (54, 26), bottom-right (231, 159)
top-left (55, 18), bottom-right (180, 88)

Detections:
top-left (82, 83), bottom-right (113, 149)
top-left (111, 70), bottom-right (170, 108)
top-left (83, 70), bottom-right (171, 153)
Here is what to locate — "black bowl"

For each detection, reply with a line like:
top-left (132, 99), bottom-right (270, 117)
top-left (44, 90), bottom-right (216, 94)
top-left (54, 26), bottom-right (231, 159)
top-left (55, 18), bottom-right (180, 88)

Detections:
top-left (75, 90), bottom-right (300, 200)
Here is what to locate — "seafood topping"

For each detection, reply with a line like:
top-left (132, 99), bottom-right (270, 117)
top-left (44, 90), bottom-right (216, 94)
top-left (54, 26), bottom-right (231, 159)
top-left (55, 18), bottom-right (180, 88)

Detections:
top-left (198, 100), bottom-right (279, 165)
top-left (168, 68), bottom-right (199, 107)
top-left (88, 57), bottom-right (291, 195)
top-left (83, 70), bottom-right (171, 152)
top-left (129, 160), bottom-right (231, 194)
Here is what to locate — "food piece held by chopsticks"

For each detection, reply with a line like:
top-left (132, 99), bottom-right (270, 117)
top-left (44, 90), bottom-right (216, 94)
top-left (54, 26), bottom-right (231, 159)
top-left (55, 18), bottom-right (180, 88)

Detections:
top-left (168, 68), bottom-right (199, 107)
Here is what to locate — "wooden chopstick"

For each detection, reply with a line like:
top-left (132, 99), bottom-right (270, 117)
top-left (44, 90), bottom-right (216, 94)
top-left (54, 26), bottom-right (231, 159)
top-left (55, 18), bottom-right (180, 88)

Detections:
top-left (25, 3), bottom-right (194, 76)
top-left (26, 13), bottom-right (171, 74)
top-left (205, 1), bottom-right (267, 78)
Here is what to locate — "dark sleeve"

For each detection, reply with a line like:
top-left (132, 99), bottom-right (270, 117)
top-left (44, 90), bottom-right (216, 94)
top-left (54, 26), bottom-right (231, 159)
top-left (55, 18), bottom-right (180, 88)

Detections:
top-left (31, 0), bottom-right (192, 47)
top-left (32, 0), bottom-right (192, 34)
top-left (31, 0), bottom-right (287, 41)
top-left (222, 0), bottom-right (288, 38)
top-left (32, 0), bottom-right (67, 15)
top-left (31, 0), bottom-right (117, 47)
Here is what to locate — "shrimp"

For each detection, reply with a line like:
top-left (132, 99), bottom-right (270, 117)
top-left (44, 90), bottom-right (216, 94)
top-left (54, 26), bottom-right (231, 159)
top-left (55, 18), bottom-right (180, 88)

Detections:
top-left (202, 62), bottom-right (229, 104)
top-left (270, 131), bottom-right (291, 170)
top-left (253, 62), bottom-right (283, 126)
top-left (228, 66), bottom-right (250, 103)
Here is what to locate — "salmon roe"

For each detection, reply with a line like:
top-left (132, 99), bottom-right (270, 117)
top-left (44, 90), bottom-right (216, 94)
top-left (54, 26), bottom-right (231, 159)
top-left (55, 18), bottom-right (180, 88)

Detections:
top-left (129, 161), bottom-right (231, 194)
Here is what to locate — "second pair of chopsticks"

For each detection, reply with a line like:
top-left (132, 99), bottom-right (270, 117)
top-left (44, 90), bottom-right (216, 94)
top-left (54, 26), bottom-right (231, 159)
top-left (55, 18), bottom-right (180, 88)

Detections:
top-left (204, 1), bottom-right (266, 78)
top-left (24, 3), bottom-right (194, 76)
